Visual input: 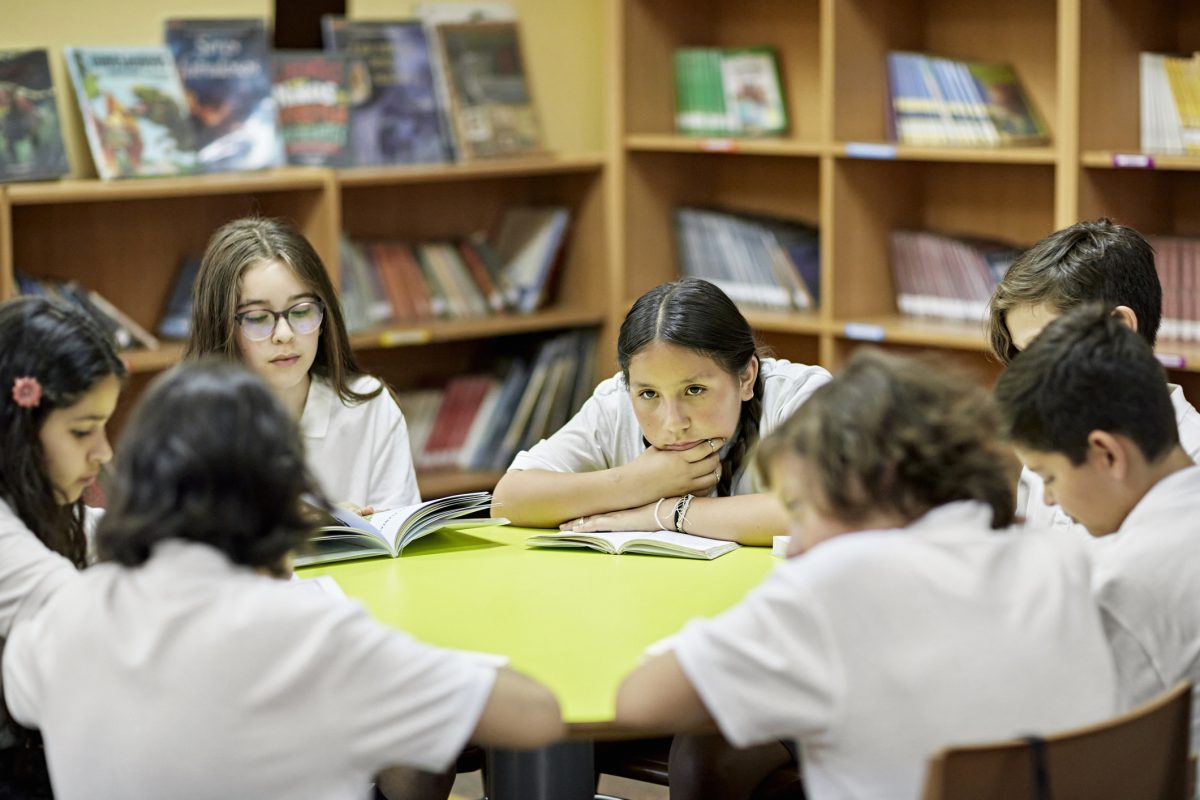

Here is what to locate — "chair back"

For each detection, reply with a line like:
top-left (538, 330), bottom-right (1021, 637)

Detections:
top-left (921, 681), bottom-right (1192, 800)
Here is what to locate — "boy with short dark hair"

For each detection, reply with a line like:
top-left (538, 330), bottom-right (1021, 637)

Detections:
top-left (987, 218), bottom-right (1200, 531)
top-left (994, 304), bottom-right (1200, 780)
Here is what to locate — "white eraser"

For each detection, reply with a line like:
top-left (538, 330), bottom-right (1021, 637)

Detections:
top-left (772, 535), bottom-right (791, 558)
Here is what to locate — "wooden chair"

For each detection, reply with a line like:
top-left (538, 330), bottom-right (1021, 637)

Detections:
top-left (921, 681), bottom-right (1193, 800)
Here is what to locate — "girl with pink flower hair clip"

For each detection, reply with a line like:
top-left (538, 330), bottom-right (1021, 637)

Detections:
top-left (0, 295), bottom-right (126, 798)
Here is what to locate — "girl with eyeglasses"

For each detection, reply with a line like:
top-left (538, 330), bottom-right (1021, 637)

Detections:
top-left (185, 217), bottom-right (420, 516)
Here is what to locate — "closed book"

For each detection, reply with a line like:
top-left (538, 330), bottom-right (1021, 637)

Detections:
top-left (0, 49), bottom-right (69, 182)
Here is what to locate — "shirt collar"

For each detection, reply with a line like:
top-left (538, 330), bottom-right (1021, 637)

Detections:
top-left (299, 376), bottom-right (333, 439)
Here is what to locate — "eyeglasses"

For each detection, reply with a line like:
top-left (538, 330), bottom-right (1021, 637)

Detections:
top-left (234, 300), bottom-right (325, 342)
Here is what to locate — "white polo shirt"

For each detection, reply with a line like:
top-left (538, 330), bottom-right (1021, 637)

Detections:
top-left (2, 540), bottom-right (497, 800)
top-left (508, 358), bottom-right (831, 494)
top-left (1020, 384), bottom-right (1200, 534)
top-left (671, 501), bottom-right (1118, 800)
top-left (1090, 466), bottom-right (1200, 784)
top-left (0, 497), bottom-right (77, 638)
top-left (302, 374), bottom-right (421, 510)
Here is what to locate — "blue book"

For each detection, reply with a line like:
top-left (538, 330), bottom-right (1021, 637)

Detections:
top-left (322, 17), bottom-right (454, 165)
top-left (165, 18), bottom-right (283, 172)
top-left (158, 255), bottom-right (201, 340)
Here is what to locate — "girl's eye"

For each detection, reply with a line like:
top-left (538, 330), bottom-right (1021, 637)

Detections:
top-left (71, 429), bottom-right (94, 440)
top-left (638, 390), bottom-right (657, 400)
top-left (243, 312), bottom-right (272, 325)
top-left (685, 385), bottom-right (706, 396)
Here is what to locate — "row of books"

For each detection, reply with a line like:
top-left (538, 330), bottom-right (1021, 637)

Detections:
top-left (340, 205), bottom-right (571, 332)
top-left (0, 3), bottom-right (543, 182)
top-left (886, 52), bottom-right (1047, 148)
top-left (889, 230), bottom-right (1021, 323)
top-left (672, 47), bottom-right (788, 137)
top-left (1148, 235), bottom-right (1200, 341)
top-left (674, 206), bottom-right (820, 312)
top-left (397, 330), bottom-right (596, 473)
top-left (1140, 52), bottom-right (1200, 156)
top-left (15, 273), bottom-right (161, 351)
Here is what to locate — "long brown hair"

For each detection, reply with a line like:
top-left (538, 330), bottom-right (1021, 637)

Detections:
top-left (184, 217), bottom-right (378, 405)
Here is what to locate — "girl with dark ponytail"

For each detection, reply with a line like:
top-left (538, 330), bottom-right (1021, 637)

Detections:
top-left (493, 278), bottom-right (830, 545)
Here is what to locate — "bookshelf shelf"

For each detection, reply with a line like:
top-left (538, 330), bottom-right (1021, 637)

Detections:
top-left (335, 154), bottom-right (607, 188)
top-left (120, 344), bottom-right (185, 374)
top-left (416, 469), bottom-right (507, 499)
top-left (5, 167), bottom-right (331, 205)
top-left (742, 308), bottom-right (825, 337)
top-left (625, 135), bottom-right (828, 158)
top-left (1081, 152), bottom-right (1200, 172)
top-left (832, 315), bottom-right (989, 352)
top-left (348, 307), bottom-right (606, 351)
top-left (835, 144), bottom-right (1057, 165)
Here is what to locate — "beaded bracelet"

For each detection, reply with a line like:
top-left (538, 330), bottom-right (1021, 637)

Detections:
top-left (673, 493), bottom-right (694, 533)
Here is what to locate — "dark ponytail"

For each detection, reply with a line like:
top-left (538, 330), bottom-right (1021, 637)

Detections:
top-left (617, 278), bottom-right (764, 496)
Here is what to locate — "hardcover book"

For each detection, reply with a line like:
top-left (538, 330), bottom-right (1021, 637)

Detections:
top-left (436, 21), bottom-right (544, 159)
top-left (322, 17), bottom-right (454, 165)
top-left (64, 46), bottom-right (198, 179)
top-left (271, 51), bottom-right (353, 167)
top-left (165, 18), bottom-right (283, 172)
top-left (0, 49), bottom-right (69, 182)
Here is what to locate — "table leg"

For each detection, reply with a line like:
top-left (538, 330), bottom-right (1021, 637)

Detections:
top-left (484, 741), bottom-right (597, 800)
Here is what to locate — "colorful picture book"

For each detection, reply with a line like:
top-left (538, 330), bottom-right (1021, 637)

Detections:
top-left (322, 17), bottom-right (454, 165)
top-left (295, 492), bottom-right (502, 565)
top-left (1140, 52), bottom-right (1200, 156)
top-left (886, 52), bottom-right (1048, 147)
top-left (889, 230), bottom-right (1022, 323)
top-left (673, 46), bottom-right (788, 137)
top-left (64, 46), bottom-right (198, 179)
top-left (526, 529), bottom-right (740, 560)
top-left (435, 21), bottom-right (543, 159)
top-left (165, 18), bottom-right (282, 172)
top-left (271, 51), bottom-right (354, 167)
top-left (0, 49), bottom-right (69, 182)
top-left (675, 207), bottom-right (819, 311)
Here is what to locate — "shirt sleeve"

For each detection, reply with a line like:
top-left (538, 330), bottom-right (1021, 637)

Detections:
top-left (0, 511), bottom-right (78, 639)
top-left (366, 393), bottom-right (422, 509)
top-left (508, 388), bottom-right (619, 473)
top-left (2, 609), bottom-right (46, 728)
top-left (1094, 581), bottom-right (1169, 712)
top-left (671, 569), bottom-right (842, 748)
top-left (320, 603), bottom-right (498, 773)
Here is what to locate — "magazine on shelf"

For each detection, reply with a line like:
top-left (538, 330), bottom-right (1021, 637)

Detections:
top-left (526, 529), bottom-right (740, 560)
top-left (64, 45), bottom-right (198, 179)
top-left (271, 51), bottom-right (354, 167)
top-left (165, 17), bottom-right (283, 172)
top-left (0, 48), bottom-right (69, 182)
top-left (295, 492), bottom-right (504, 566)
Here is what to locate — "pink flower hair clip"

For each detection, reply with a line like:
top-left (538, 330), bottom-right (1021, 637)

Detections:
top-left (12, 376), bottom-right (43, 409)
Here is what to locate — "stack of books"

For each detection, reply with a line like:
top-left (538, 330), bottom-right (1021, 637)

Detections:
top-left (674, 206), bottom-right (819, 311)
top-left (672, 46), bottom-right (788, 137)
top-left (886, 52), bottom-right (1047, 147)
top-left (889, 230), bottom-right (1022, 323)
top-left (1148, 235), bottom-right (1200, 341)
top-left (397, 330), bottom-right (596, 472)
top-left (1140, 52), bottom-right (1200, 155)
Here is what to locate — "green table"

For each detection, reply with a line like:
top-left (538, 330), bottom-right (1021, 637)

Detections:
top-left (297, 525), bottom-right (776, 797)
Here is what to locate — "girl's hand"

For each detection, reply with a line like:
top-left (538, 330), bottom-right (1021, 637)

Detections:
top-left (336, 501), bottom-right (375, 518)
top-left (621, 438), bottom-right (725, 499)
top-left (561, 501), bottom-right (661, 533)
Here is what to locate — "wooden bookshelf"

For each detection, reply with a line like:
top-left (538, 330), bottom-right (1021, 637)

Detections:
top-left (417, 469), bottom-right (508, 499)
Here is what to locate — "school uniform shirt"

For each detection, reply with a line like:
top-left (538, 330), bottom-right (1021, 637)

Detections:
top-left (670, 501), bottom-right (1118, 800)
top-left (1090, 466), bottom-right (1200, 785)
top-left (302, 374), bottom-right (421, 510)
top-left (0, 497), bottom-right (76, 639)
top-left (2, 540), bottom-right (497, 800)
top-left (1019, 384), bottom-right (1200, 535)
top-left (508, 358), bottom-right (832, 494)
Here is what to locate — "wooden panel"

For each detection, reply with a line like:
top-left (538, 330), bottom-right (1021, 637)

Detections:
top-left (831, 0), bottom-right (924, 142)
top-left (831, 337), bottom-right (1003, 385)
top-left (0, 189), bottom-right (11, 301)
top-left (1077, 169), bottom-right (1200, 236)
top-left (754, 330), bottom-right (822, 367)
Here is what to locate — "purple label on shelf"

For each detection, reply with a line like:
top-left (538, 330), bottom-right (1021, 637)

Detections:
top-left (1156, 352), bottom-right (1186, 369)
top-left (1112, 153), bottom-right (1155, 169)
top-left (843, 322), bottom-right (887, 341)
top-left (845, 142), bottom-right (897, 160)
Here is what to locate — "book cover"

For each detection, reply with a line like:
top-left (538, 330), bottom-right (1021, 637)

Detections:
top-left (719, 47), bottom-right (788, 136)
top-left (165, 18), bottom-right (283, 172)
top-left (64, 46), bottom-right (198, 179)
top-left (964, 59), bottom-right (1048, 145)
top-left (323, 18), bottom-right (454, 165)
top-left (271, 51), bottom-right (354, 167)
top-left (0, 49), bottom-right (69, 182)
top-left (158, 254), bottom-right (201, 339)
top-left (436, 21), bottom-right (544, 159)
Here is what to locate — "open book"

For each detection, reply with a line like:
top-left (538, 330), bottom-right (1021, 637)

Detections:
top-left (296, 492), bottom-right (504, 566)
top-left (526, 529), bottom-right (739, 560)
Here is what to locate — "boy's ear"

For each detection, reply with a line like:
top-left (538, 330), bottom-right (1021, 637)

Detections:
top-left (739, 355), bottom-right (759, 401)
top-left (1111, 305), bottom-right (1139, 334)
top-left (1085, 429), bottom-right (1131, 480)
